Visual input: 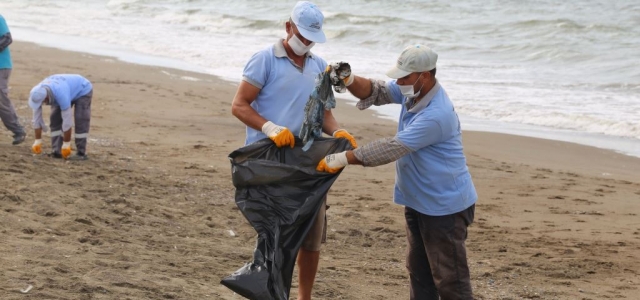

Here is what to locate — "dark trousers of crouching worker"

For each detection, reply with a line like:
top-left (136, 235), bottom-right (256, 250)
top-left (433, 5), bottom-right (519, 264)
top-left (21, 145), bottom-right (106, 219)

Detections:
top-left (0, 69), bottom-right (24, 136)
top-left (405, 204), bottom-right (475, 300)
top-left (50, 91), bottom-right (92, 155)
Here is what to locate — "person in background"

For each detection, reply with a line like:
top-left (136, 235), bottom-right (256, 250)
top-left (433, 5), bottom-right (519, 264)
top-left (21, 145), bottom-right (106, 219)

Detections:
top-left (0, 14), bottom-right (26, 145)
top-left (230, 2), bottom-right (357, 299)
top-left (29, 74), bottom-right (93, 160)
top-left (317, 45), bottom-right (477, 300)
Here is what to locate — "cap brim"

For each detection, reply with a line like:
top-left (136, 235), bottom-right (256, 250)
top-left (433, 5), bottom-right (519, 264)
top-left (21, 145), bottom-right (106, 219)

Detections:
top-left (28, 97), bottom-right (42, 110)
top-left (298, 27), bottom-right (326, 43)
top-left (385, 66), bottom-right (412, 79)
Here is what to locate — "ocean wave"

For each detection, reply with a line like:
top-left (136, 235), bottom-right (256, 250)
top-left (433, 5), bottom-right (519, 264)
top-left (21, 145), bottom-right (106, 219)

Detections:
top-left (499, 17), bottom-right (633, 38)
top-left (456, 106), bottom-right (640, 140)
top-left (323, 12), bottom-right (401, 25)
top-left (107, 0), bottom-right (166, 16)
top-left (155, 12), bottom-right (281, 35)
top-left (184, 8), bottom-right (201, 15)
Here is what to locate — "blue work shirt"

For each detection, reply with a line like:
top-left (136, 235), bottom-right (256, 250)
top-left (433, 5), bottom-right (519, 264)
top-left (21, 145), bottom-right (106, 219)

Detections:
top-left (38, 74), bottom-right (93, 110)
top-left (388, 80), bottom-right (477, 216)
top-left (242, 39), bottom-right (327, 145)
top-left (0, 15), bottom-right (12, 69)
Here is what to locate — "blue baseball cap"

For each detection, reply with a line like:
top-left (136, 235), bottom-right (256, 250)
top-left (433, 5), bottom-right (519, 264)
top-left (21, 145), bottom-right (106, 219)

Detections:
top-left (291, 1), bottom-right (326, 43)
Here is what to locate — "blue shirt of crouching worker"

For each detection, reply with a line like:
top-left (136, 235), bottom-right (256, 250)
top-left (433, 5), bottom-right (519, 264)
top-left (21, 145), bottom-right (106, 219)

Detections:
top-left (29, 74), bottom-right (93, 132)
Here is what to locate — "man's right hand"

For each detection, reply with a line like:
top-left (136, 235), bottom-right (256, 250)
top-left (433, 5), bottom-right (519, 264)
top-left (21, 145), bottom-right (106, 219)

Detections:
top-left (32, 139), bottom-right (43, 154)
top-left (61, 141), bottom-right (72, 159)
top-left (316, 151), bottom-right (349, 174)
top-left (262, 121), bottom-right (295, 148)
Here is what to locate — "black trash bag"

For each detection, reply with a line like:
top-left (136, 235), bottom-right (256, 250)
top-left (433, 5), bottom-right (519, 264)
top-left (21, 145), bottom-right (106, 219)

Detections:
top-left (221, 137), bottom-right (352, 300)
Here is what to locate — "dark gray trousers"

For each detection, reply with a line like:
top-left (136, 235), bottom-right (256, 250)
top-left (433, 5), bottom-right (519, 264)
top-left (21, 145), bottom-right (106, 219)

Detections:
top-left (405, 204), bottom-right (475, 300)
top-left (0, 69), bottom-right (24, 135)
top-left (50, 91), bottom-right (92, 155)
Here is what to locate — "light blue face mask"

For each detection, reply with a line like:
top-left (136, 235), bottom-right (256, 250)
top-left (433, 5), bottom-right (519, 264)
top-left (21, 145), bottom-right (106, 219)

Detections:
top-left (398, 73), bottom-right (424, 99)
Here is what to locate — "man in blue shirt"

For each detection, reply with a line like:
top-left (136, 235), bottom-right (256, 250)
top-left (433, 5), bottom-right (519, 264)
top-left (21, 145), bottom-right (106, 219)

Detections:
top-left (0, 15), bottom-right (26, 145)
top-left (230, 2), bottom-right (357, 299)
top-left (317, 45), bottom-right (477, 299)
top-left (28, 74), bottom-right (93, 160)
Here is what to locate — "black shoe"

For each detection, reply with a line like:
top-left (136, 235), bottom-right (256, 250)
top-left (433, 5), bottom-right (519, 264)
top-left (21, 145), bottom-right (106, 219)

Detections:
top-left (47, 152), bottom-right (63, 159)
top-left (12, 132), bottom-right (26, 145)
top-left (68, 153), bottom-right (88, 161)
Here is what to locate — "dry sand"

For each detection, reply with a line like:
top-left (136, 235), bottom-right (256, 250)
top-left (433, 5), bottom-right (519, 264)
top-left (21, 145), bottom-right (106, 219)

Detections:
top-left (1, 41), bottom-right (639, 299)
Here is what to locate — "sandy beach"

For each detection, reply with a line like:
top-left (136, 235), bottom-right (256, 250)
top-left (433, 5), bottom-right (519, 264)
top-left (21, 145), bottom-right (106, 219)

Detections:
top-left (1, 41), bottom-right (639, 299)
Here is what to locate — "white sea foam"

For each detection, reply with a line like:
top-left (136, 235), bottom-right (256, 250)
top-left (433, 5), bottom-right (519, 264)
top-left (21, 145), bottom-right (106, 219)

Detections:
top-left (1, 0), bottom-right (639, 156)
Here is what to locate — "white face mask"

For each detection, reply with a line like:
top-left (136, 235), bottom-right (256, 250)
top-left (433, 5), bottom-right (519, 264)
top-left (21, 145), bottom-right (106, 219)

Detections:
top-left (398, 74), bottom-right (424, 99)
top-left (289, 34), bottom-right (315, 56)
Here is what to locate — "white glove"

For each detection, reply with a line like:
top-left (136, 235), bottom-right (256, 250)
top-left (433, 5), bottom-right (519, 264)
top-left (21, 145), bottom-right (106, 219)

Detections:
top-left (316, 151), bottom-right (349, 173)
top-left (61, 141), bottom-right (72, 159)
top-left (332, 129), bottom-right (357, 148)
top-left (32, 139), bottom-right (43, 154)
top-left (261, 121), bottom-right (295, 148)
top-left (330, 62), bottom-right (354, 86)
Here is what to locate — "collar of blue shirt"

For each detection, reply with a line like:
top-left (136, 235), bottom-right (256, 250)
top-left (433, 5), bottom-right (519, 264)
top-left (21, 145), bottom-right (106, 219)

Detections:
top-left (406, 80), bottom-right (441, 113)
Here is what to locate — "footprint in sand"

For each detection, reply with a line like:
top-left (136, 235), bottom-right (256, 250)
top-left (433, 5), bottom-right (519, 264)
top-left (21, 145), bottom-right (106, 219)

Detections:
top-left (572, 198), bottom-right (600, 205)
top-left (594, 188), bottom-right (616, 194)
top-left (376, 216), bottom-right (395, 225)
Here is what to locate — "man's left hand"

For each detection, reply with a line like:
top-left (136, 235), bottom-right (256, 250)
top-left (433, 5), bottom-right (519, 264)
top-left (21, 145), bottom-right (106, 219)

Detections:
top-left (333, 129), bottom-right (357, 148)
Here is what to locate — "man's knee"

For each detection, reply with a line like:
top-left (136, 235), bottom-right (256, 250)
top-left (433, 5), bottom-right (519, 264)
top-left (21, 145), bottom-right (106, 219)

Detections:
top-left (301, 202), bottom-right (327, 251)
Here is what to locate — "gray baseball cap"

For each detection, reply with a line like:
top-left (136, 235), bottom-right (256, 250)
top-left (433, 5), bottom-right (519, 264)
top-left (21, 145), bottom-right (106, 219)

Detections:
top-left (386, 44), bottom-right (438, 79)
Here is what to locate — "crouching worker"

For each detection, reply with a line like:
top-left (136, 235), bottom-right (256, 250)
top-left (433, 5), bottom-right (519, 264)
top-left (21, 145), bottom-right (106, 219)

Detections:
top-left (28, 74), bottom-right (93, 160)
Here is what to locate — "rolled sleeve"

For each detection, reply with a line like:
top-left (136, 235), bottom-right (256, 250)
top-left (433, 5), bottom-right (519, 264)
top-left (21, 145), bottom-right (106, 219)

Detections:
top-left (32, 106), bottom-right (49, 132)
top-left (356, 79), bottom-right (403, 110)
top-left (353, 137), bottom-right (412, 167)
top-left (32, 107), bottom-right (44, 129)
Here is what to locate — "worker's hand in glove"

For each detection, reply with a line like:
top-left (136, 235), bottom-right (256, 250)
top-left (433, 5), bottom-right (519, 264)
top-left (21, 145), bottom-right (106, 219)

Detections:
top-left (262, 121), bottom-right (295, 148)
top-left (326, 62), bottom-right (353, 93)
top-left (333, 129), bottom-right (357, 148)
top-left (32, 139), bottom-right (43, 154)
top-left (329, 62), bottom-right (353, 85)
top-left (61, 141), bottom-right (72, 159)
top-left (316, 151), bottom-right (348, 174)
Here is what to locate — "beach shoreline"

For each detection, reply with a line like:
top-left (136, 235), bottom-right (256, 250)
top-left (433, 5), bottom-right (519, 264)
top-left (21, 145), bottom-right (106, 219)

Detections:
top-left (1, 41), bottom-right (639, 299)
top-left (11, 28), bottom-right (640, 159)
